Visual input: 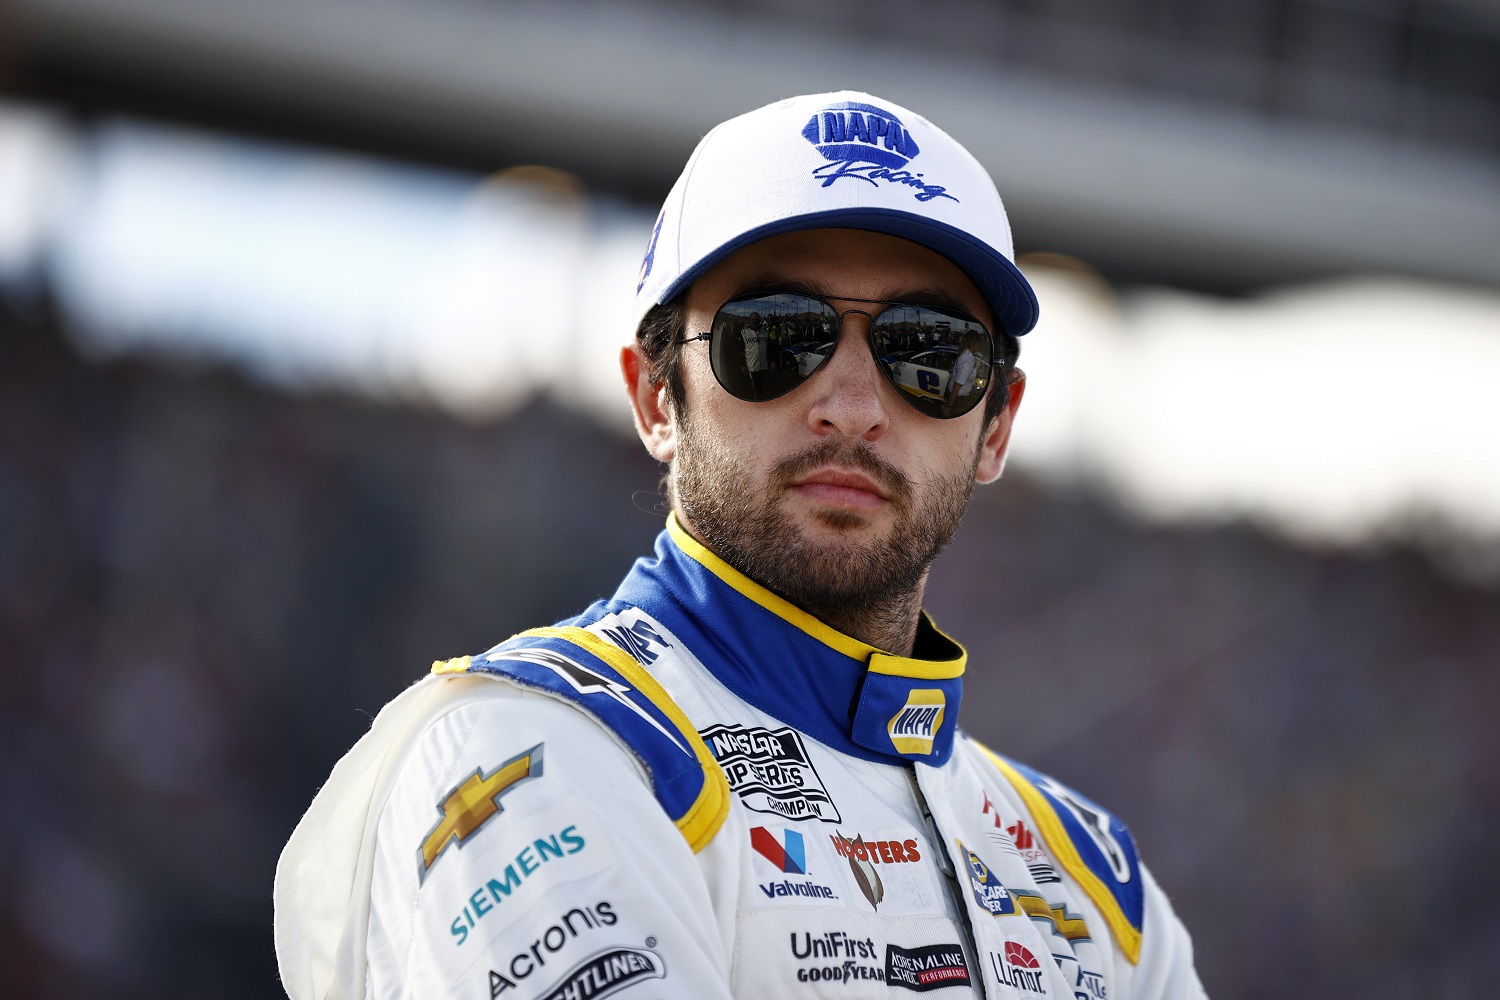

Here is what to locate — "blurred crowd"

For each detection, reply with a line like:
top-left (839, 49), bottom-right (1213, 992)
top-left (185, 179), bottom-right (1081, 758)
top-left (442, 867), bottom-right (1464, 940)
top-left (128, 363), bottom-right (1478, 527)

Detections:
top-left (1, 293), bottom-right (1496, 998)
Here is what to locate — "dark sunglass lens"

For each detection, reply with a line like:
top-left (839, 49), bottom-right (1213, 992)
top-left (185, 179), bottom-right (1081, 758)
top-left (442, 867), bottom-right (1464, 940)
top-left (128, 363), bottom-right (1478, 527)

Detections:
top-left (709, 294), bottom-right (839, 402)
top-left (870, 307), bottom-right (994, 418)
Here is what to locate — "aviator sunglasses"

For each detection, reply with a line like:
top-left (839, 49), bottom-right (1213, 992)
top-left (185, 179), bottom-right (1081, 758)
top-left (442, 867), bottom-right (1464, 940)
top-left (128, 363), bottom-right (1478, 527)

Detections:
top-left (676, 291), bottom-right (1018, 419)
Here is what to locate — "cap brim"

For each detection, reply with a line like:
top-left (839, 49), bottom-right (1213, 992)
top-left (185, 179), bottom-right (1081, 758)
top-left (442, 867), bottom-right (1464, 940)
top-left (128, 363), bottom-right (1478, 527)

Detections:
top-left (656, 207), bottom-right (1039, 338)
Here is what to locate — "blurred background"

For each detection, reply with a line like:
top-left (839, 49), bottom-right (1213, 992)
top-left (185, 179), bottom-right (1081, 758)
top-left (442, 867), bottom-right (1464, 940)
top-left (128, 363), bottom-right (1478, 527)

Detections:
top-left (1, 0), bottom-right (1498, 996)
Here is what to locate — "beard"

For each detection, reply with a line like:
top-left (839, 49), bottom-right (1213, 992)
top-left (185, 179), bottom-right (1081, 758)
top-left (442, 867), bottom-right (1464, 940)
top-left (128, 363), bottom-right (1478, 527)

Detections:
top-left (671, 414), bottom-right (978, 622)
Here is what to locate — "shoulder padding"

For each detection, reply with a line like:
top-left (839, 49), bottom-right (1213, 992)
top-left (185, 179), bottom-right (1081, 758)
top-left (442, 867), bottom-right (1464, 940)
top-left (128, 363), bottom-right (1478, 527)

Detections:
top-left (432, 626), bottom-right (730, 853)
top-left (974, 741), bottom-right (1145, 964)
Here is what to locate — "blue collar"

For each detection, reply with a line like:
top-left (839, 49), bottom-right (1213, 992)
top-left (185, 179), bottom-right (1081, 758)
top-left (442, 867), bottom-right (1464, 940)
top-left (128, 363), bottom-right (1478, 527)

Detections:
top-left (579, 516), bottom-right (966, 767)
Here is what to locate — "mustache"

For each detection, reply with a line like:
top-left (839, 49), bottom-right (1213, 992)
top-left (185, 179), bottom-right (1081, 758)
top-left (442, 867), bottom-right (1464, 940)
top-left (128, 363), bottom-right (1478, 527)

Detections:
top-left (770, 439), bottom-right (912, 505)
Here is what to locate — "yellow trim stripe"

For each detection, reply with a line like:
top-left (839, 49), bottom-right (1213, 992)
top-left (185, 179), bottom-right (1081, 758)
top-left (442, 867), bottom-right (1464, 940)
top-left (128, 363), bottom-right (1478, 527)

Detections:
top-left (868, 651), bottom-right (964, 679)
top-left (431, 655), bottom-right (471, 675)
top-left (977, 743), bottom-right (1143, 964)
top-left (666, 514), bottom-right (877, 661)
top-left (666, 514), bottom-right (965, 678)
top-left (520, 625), bottom-right (731, 855)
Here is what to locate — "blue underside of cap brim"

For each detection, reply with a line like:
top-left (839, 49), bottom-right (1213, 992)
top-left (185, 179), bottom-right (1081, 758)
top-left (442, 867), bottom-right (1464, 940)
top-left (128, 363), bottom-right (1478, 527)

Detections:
top-left (659, 208), bottom-right (1040, 337)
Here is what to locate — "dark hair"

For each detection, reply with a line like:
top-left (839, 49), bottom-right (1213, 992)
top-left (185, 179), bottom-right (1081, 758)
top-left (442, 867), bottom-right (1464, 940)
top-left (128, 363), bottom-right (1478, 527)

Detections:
top-left (634, 297), bottom-right (1021, 422)
top-left (636, 298), bottom-right (689, 416)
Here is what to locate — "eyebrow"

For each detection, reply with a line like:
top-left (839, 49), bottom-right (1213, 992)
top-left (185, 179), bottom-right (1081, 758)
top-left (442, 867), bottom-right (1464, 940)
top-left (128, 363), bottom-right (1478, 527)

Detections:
top-left (724, 275), bottom-right (983, 322)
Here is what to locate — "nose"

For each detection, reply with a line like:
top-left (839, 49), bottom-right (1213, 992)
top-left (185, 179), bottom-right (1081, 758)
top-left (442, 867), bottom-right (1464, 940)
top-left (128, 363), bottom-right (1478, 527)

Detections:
top-left (803, 310), bottom-right (892, 442)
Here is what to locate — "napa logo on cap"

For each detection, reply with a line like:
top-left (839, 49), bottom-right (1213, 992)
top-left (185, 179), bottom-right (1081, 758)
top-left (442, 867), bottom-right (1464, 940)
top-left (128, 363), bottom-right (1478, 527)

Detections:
top-left (887, 688), bottom-right (946, 755)
top-left (801, 101), bottom-right (957, 204)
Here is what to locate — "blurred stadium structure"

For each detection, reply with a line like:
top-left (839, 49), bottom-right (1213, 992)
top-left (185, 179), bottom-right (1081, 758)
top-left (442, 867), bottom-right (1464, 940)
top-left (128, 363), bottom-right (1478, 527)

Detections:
top-left (1, 1), bottom-right (1498, 998)
top-left (3, 106), bottom-right (1498, 570)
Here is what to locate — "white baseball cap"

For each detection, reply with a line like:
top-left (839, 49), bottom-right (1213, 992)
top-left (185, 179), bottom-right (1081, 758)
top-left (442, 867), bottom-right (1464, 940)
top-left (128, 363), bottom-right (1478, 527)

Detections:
top-left (633, 90), bottom-right (1038, 339)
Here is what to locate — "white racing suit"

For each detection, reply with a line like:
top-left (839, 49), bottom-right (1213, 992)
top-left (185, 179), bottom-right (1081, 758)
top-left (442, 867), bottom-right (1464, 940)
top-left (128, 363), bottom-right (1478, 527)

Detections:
top-left (275, 517), bottom-right (1207, 1000)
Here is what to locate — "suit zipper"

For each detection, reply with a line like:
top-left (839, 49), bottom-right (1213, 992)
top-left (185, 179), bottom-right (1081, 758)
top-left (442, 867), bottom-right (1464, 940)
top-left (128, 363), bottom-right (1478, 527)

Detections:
top-left (908, 766), bottom-right (989, 999)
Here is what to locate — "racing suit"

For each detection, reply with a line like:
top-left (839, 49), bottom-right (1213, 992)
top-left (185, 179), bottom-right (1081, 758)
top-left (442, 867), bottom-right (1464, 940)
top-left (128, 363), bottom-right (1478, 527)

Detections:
top-left (274, 517), bottom-right (1207, 999)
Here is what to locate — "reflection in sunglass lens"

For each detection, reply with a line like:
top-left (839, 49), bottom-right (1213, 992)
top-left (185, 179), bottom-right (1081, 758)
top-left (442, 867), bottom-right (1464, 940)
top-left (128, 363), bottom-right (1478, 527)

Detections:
top-left (869, 306), bottom-right (993, 419)
top-left (708, 294), bottom-right (840, 402)
top-left (706, 293), bottom-right (996, 419)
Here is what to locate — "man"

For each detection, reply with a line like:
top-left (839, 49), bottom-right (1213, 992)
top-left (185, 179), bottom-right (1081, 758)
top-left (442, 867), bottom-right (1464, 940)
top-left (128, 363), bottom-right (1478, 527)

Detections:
top-left (741, 310), bottom-right (769, 376)
top-left (275, 92), bottom-right (1206, 1000)
top-left (947, 332), bottom-right (982, 415)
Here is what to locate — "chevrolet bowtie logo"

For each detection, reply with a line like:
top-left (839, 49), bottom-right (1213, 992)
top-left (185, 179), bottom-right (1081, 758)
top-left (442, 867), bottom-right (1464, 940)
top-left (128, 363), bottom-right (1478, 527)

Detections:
top-left (417, 743), bottom-right (544, 881)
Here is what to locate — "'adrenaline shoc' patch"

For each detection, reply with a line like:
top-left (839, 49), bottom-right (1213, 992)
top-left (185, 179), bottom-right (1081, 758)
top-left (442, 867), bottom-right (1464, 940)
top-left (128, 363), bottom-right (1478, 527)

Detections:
top-left (700, 723), bottom-right (842, 823)
top-left (885, 943), bottom-right (971, 993)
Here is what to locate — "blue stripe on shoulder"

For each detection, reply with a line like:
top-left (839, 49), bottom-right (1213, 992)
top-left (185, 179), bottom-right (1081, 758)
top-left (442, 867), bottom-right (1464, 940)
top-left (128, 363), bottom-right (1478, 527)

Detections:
top-left (1007, 759), bottom-right (1144, 933)
top-left (467, 632), bottom-right (705, 826)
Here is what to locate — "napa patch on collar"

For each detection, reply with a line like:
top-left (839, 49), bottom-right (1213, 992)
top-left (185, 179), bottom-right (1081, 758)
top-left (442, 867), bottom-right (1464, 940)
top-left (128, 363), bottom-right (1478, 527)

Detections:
top-left (851, 671), bottom-right (961, 764)
top-left (431, 627), bottom-right (730, 854)
top-left (978, 744), bottom-right (1144, 964)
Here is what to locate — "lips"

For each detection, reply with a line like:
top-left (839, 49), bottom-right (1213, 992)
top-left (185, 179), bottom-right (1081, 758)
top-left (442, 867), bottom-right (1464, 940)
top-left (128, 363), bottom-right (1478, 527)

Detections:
top-left (789, 468), bottom-right (892, 509)
top-left (772, 440), bottom-right (911, 510)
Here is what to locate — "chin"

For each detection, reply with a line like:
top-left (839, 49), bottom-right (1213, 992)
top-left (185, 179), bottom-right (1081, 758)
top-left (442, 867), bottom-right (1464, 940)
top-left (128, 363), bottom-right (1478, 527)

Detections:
top-left (807, 507), bottom-right (876, 534)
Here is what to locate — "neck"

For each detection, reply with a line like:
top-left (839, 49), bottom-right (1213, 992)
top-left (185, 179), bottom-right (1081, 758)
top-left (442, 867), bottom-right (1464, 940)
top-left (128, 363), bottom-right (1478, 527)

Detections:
top-left (792, 581), bottom-right (927, 655)
top-left (671, 509), bottom-right (933, 656)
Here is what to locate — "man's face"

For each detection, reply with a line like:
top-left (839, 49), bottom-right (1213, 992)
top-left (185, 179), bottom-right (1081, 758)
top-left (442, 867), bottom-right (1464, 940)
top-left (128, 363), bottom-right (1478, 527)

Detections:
top-left (629, 228), bottom-right (1022, 614)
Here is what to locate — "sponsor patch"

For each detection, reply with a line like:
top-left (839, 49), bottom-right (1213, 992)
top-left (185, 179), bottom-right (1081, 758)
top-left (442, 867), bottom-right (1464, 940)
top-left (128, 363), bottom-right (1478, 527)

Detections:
top-left (957, 840), bottom-right (1015, 916)
top-left (595, 616), bottom-right (673, 667)
top-left (419, 744), bottom-right (543, 881)
top-left (752, 826), bottom-right (807, 874)
top-left (752, 826), bottom-right (840, 901)
top-left (829, 833), bottom-right (923, 865)
top-left (1079, 970), bottom-right (1109, 999)
top-left (828, 832), bottom-right (923, 911)
top-left (887, 690), bottom-right (945, 756)
top-left (839, 835), bottom-right (883, 910)
top-left (701, 723), bottom-right (841, 823)
top-left (759, 879), bottom-right (838, 901)
top-left (885, 943), bottom-right (971, 992)
top-left (447, 824), bottom-right (588, 946)
top-left (800, 101), bottom-right (958, 204)
top-left (981, 792), bottom-right (1061, 884)
top-left (991, 941), bottom-right (1048, 995)
top-left (486, 901), bottom-right (616, 994)
top-left (790, 931), bottom-right (885, 984)
top-left (1012, 890), bottom-right (1093, 944)
top-left (530, 946), bottom-right (665, 1000)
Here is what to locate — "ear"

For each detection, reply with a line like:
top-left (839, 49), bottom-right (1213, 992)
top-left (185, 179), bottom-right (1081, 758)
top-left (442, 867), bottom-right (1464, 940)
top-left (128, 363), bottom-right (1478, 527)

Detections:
top-left (974, 370), bottom-right (1026, 485)
top-left (621, 342), bottom-right (676, 463)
